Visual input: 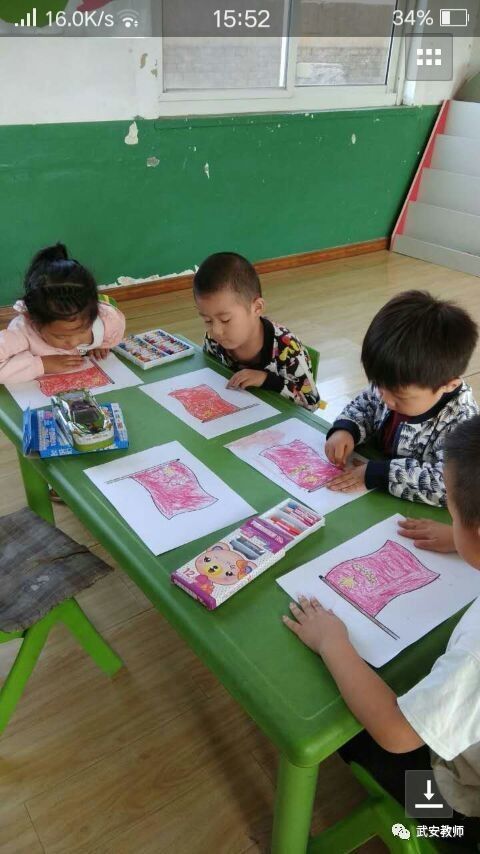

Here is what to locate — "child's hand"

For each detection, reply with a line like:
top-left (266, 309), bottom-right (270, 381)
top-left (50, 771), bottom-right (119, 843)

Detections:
top-left (41, 354), bottom-right (85, 374)
top-left (325, 430), bottom-right (355, 466)
top-left (282, 595), bottom-right (349, 655)
top-left (327, 462), bottom-right (367, 493)
top-left (398, 518), bottom-right (456, 553)
top-left (90, 348), bottom-right (109, 360)
top-left (227, 369), bottom-right (268, 390)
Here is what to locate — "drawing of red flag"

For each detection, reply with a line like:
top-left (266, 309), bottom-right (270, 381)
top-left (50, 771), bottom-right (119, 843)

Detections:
top-left (320, 540), bottom-right (439, 640)
top-left (38, 361), bottom-right (111, 396)
top-left (261, 438), bottom-right (340, 491)
top-left (169, 384), bottom-right (242, 422)
top-left (129, 460), bottom-right (217, 519)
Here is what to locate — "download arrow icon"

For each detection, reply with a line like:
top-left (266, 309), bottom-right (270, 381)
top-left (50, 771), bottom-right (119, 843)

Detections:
top-left (424, 780), bottom-right (435, 800)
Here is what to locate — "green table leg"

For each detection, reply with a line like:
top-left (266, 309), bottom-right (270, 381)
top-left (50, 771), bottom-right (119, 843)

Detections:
top-left (271, 755), bottom-right (319, 854)
top-left (16, 451), bottom-right (54, 524)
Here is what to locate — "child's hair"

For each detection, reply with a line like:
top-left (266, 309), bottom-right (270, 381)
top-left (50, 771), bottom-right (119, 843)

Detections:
top-left (23, 243), bottom-right (99, 326)
top-left (361, 290), bottom-right (478, 390)
top-left (193, 252), bottom-right (261, 303)
top-left (445, 417), bottom-right (480, 528)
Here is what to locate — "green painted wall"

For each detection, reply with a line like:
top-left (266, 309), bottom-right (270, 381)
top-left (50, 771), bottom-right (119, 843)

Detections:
top-left (0, 106), bottom-right (438, 305)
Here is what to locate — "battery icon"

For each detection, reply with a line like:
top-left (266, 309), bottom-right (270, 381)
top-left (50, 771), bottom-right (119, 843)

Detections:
top-left (440, 8), bottom-right (469, 26)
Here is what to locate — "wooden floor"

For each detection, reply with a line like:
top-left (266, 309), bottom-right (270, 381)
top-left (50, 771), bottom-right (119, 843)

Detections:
top-left (1, 250), bottom-right (480, 854)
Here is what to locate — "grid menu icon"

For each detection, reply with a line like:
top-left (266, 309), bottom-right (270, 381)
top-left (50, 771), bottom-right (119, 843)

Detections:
top-left (417, 47), bottom-right (443, 66)
top-left (406, 35), bottom-right (453, 81)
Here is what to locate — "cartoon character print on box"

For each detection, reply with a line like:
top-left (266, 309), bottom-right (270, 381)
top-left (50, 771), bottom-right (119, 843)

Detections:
top-left (39, 361), bottom-right (112, 397)
top-left (261, 438), bottom-right (340, 491)
top-left (168, 384), bottom-right (242, 423)
top-left (321, 539), bottom-right (440, 639)
top-left (194, 543), bottom-right (254, 596)
top-left (128, 459), bottom-right (217, 519)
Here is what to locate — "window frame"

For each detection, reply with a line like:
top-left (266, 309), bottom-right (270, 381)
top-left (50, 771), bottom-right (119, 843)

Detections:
top-left (152, 8), bottom-right (405, 116)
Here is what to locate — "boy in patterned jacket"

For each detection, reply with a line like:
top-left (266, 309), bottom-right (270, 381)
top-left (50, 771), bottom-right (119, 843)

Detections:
top-left (325, 291), bottom-right (478, 507)
top-left (193, 252), bottom-right (321, 411)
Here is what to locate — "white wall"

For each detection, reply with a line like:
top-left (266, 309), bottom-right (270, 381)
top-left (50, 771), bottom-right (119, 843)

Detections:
top-left (468, 36), bottom-right (480, 77)
top-left (0, 35), bottom-right (478, 126)
top-left (0, 39), bottom-right (160, 124)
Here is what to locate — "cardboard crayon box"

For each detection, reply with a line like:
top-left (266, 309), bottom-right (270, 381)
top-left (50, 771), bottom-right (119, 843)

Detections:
top-left (171, 498), bottom-right (325, 609)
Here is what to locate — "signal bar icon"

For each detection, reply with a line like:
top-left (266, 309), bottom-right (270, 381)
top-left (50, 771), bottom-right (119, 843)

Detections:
top-left (15, 7), bottom-right (37, 27)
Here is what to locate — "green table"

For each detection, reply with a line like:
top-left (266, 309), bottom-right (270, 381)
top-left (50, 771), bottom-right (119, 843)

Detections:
top-left (0, 347), bottom-right (456, 853)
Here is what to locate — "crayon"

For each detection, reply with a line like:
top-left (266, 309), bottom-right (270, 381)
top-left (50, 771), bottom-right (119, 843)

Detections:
top-left (268, 515), bottom-right (301, 538)
top-left (277, 507), bottom-right (308, 532)
top-left (275, 509), bottom-right (305, 535)
top-left (229, 537), bottom-right (263, 561)
top-left (239, 523), bottom-right (283, 554)
top-left (287, 507), bottom-right (317, 528)
top-left (235, 534), bottom-right (265, 556)
top-left (242, 532), bottom-right (277, 555)
top-left (241, 518), bottom-right (290, 551)
top-left (285, 500), bottom-right (320, 527)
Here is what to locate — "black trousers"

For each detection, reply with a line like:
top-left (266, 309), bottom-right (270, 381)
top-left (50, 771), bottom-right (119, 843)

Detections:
top-left (338, 731), bottom-right (480, 851)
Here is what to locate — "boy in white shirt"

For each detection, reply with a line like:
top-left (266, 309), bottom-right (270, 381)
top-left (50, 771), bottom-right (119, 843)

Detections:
top-left (283, 416), bottom-right (480, 846)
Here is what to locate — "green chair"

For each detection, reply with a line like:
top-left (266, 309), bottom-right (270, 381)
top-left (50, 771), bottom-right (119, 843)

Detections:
top-left (0, 507), bottom-right (123, 735)
top-left (98, 292), bottom-right (119, 309)
top-left (309, 762), bottom-right (454, 854)
top-left (306, 345), bottom-right (320, 382)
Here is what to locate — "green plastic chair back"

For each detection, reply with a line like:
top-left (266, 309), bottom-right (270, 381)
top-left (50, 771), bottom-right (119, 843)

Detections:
top-left (306, 345), bottom-right (320, 382)
top-left (98, 293), bottom-right (119, 309)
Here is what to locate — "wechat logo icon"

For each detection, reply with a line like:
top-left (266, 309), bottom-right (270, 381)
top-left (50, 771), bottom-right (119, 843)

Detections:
top-left (392, 823), bottom-right (411, 840)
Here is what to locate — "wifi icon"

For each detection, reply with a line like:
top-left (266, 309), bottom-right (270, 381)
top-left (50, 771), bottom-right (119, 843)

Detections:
top-left (118, 9), bottom-right (140, 28)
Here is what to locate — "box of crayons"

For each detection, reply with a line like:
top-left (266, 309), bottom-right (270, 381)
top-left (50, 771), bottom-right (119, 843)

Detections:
top-left (171, 498), bottom-right (325, 610)
top-left (114, 328), bottom-right (195, 370)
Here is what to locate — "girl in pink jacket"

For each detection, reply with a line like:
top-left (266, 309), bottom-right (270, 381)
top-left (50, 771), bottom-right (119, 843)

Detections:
top-left (0, 243), bottom-right (125, 384)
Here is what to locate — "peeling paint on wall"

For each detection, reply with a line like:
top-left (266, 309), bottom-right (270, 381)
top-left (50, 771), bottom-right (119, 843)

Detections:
top-left (102, 268), bottom-right (200, 290)
top-left (351, 133), bottom-right (357, 145)
top-left (147, 156), bottom-right (160, 167)
top-left (151, 62), bottom-right (158, 78)
top-left (124, 121), bottom-right (139, 145)
top-left (204, 162), bottom-right (210, 179)
top-left (140, 53), bottom-right (148, 69)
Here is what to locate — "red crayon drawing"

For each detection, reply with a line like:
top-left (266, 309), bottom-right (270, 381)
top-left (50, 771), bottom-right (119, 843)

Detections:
top-left (38, 362), bottom-right (112, 397)
top-left (321, 539), bottom-right (440, 639)
top-left (169, 384), bottom-right (243, 422)
top-left (261, 439), bottom-right (340, 491)
top-left (126, 459), bottom-right (217, 519)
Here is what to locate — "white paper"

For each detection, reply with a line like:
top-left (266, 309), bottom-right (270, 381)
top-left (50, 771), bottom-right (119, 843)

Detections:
top-left (84, 442), bottom-right (254, 555)
top-left (227, 417), bottom-right (367, 516)
top-left (278, 514), bottom-right (480, 667)
top-left (6, 352), bottom-right (142, 411)
top-left (140, 367), bottom-right (279, 439)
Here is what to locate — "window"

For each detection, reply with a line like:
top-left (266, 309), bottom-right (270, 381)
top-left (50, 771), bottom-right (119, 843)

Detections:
top-left (157, 1), bottom-right (402, 113)
top-left (163, 37), bottom-right (288, 91)
top-left (295, 36), bottom-right (395, 86)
